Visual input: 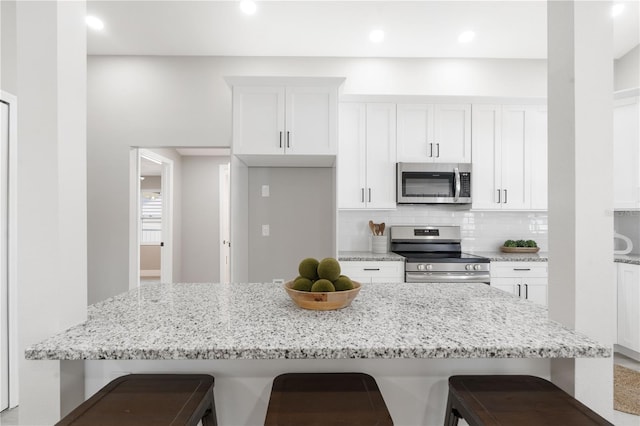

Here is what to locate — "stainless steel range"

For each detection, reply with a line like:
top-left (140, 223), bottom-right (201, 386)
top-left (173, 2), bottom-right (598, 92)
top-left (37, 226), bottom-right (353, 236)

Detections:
top-left (390, 225), bottom-right (490, 283)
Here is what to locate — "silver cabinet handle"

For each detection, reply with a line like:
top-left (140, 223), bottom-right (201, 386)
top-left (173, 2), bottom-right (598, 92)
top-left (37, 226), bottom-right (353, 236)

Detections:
top-left (286, 131), bottom-right (290, 148)
top-left (503, 189), bottom-right (507, 204)
top-left (524, 284), bottom-right (529, 299)
top-left (368, 188), bottom-right (372, 203)
top-left (517, 284), bottom-right (521, 297)
top-left (429, 143), bottom-right (433, 157)
top-left (279, 131), bottom-right (283, 148)
top-left (361, 188), bottom-right (365, 203)
top-left (436, 143), bottom-right (440, 158)
top-left (497, 189), bottom-right (501, 204)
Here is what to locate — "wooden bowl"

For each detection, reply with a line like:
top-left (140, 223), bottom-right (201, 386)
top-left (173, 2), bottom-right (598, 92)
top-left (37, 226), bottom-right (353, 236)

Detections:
top-left (500, 246), bottom-right (540, 253)
top-left (283, 280), bottom-right (362, 310)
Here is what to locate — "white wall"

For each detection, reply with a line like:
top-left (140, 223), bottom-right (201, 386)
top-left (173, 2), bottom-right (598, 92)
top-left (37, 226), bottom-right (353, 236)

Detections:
top-left (181, 155), bottom-right (229, 282)
top-left (615, 45), bottom-right (640, 91)
top-left (0, 0), bottom-right (17, 94)
top-left (13, 1), bottom-right (87, 423)
top-left (88, 55), bottom-right (547, 302)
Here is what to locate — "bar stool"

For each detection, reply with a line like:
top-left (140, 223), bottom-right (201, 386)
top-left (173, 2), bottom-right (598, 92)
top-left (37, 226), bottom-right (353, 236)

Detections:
top-left (445, 375), bottom-right (613, 426)
top-left (264, 372), bottom-right (393, 425)
top-left (56, 374), bottom-right (217, 426)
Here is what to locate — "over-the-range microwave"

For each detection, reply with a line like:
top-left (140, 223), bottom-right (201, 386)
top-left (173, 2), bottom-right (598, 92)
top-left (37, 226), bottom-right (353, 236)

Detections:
top-left (397, 162), bottom-right (472, 204)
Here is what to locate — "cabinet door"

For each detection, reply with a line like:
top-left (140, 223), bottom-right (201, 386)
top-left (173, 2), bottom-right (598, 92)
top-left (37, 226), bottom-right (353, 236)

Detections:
top-left (528, 106), bottom-right (548, 210)
top-left (396, 104), bottom-right (434, 162)
top-left (338, 103), bottom-right (367, 209)
top-left (433, 104), bottom-right (472, 163)
top-left (613, 97), bottom-right (640, 210)
top-left (500, 106), bottom-right (529, 210)
top-left (285, 86), bottom-right (337, 156)
top-left (522, 277), bottom-right (547, 306)
top-left (232, 86), bottom-right (285, 155)
top-left (340, 261), bottom-right (404, 283)
top-left (617, 263), bottom-right (640, 352)
top-left (365, 103), bottom-right (397, 209)
top-left (471, 105), bottom-right (502, 210)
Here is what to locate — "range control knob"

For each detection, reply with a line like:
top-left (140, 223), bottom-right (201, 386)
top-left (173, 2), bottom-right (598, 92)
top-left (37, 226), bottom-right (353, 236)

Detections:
top-left (425, 264), bottom-right (433, 270)
top-left (465, 264), bottom-right (474, 271)
top-left (417, 264), bottom-right (425, 271)
top-left (473, 264), bottom-right (483, 271)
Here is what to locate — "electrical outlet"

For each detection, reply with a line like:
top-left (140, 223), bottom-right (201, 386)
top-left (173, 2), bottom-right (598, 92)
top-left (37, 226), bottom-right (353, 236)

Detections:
top-left (273, 278), bottom-right (284, 285)
top-left (262, 185), bottom-right (270, 197)
top-left (262, 224), bottom-right (270, 236)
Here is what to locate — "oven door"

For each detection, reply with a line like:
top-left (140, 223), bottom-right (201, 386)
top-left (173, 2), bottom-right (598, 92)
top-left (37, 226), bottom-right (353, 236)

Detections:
top-left (397, 163), bottom-right (467, 204)
top-left (405, 271), bottom-right (491, 284)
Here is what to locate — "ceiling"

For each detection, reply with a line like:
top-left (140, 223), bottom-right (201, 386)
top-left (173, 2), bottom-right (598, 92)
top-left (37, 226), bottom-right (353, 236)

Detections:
top-left (87, 1), bottom-right (639, 59)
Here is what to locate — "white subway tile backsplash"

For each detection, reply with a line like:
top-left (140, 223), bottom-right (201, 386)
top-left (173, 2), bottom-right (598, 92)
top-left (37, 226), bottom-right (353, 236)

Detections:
top-left (339, 207), bottom-right (548, 252)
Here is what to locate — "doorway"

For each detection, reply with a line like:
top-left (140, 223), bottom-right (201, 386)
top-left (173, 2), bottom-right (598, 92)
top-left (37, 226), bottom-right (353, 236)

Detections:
top-left (220, 163), bottom-right (231, 283)
top-left (1, 91), bottom-right (18, 411)
top-left (129, 149), bottom-right (174, 289)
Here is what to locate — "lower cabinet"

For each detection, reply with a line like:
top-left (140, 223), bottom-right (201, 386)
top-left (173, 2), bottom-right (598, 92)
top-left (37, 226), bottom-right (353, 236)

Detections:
top-left (340, 261), bottom-right (404, 284)
top-left (490, 262), bottom-right (548, 306)
top-left (617, 262), bottom-right (640, 356)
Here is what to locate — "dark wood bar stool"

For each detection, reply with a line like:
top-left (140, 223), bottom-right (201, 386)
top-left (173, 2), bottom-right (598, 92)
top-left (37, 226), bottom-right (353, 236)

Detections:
top-left (264, 372), bottom-right (394, 426)
top-left (56, 374), bottom-right (217, 426)
top-left (445, 375), bottom-right (613, 426)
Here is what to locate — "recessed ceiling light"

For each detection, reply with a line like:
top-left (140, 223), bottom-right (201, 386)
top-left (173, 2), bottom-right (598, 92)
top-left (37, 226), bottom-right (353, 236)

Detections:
top-left (240, 0), bottom-right (257, 15)
top-left (369, 29), bottom-right (385, 43)
top-left (458, 30), bottom-right (476, 43)
top-left (611, 3), bottom-right (625, 17)
top-left (85, 16), bottom-right (104, 31)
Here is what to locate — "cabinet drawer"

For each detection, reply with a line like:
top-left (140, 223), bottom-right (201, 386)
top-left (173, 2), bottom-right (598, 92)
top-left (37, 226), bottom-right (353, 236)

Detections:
top-left (341, 261), bottom-right (404, 280)
top-left (491, 262), bottom-right (547, 278)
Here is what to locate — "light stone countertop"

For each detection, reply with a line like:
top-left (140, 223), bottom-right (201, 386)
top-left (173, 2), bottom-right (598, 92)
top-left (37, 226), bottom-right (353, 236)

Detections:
top-left (25, 282), bottom-right (610, 361)
top-left (338, 251), bottom-right (406, 262)
top-left (469, 251), bottom-right (549, 262)
top-left (614, 253), bottom-right (640, 265)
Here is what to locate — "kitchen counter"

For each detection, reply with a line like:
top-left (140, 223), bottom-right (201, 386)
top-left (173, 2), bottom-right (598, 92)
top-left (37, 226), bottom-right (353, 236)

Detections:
top-left (615, 253), bottom-right (640, 265)
top-left (469, 251), bottom-right (549, 262)
top-left (26, 281), bottom-right (609, 361)
top-left (338, 251), bottom-right (405, 261)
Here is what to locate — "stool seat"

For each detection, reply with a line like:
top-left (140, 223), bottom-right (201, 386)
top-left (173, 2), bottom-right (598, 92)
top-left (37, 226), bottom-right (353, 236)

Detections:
top-left (264, 372), bottom-right (393, 426)
top-left (445, 375), bottom-right (613, 426)
top-left (56, 374), bottom-right (217, 426)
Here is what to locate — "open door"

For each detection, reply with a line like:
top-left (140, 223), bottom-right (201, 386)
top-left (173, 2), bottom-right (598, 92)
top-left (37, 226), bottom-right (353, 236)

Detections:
top-left (220, 163), bottom-right (231, 283)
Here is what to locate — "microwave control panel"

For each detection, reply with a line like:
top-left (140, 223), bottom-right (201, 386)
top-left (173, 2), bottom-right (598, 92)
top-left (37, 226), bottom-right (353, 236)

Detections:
top-left (460, 172), bottom-right (471, 197)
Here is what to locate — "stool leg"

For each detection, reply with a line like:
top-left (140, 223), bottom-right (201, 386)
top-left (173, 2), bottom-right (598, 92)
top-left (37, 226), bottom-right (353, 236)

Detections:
top-left (201, 394), bottom-right (218, 426)
top-left (444, 392), bottom-right (459, 426)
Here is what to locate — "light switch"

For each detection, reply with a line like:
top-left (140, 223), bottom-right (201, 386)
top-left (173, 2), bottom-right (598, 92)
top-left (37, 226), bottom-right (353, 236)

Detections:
top-left (262, 224), bottom-right (270, 236)
top-left (262, 185), bottom-right (270, 197)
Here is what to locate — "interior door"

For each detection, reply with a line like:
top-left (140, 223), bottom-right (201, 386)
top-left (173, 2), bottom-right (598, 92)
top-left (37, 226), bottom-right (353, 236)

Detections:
top-left (1, 100), bottom-right (9, 411)
top-left (219, 163), bottom-right (231, 283)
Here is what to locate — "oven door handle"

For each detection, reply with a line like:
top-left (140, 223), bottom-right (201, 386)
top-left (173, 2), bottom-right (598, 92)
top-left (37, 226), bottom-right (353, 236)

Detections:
top-left (454, 167), bottom-right (461, 202)
top-left (405, 272), bottom-right (491, 283)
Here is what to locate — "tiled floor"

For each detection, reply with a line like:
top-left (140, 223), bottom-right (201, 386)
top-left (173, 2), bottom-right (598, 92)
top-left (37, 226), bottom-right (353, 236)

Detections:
top-left (2, 354), bottom-right (639, 425)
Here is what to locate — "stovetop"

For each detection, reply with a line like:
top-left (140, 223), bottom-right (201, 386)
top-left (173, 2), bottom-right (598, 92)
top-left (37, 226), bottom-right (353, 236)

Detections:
top-left (392, 251), bottom-right (491, 263)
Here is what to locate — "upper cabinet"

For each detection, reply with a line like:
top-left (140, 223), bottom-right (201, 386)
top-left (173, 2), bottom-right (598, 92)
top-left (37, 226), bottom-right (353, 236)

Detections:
top-left (338, 103), bottom-right (397, 209)
top-left (472, 104), bottom-right (547, 211)
top-left (396, 103), bottom-right (471, 163)
top-left (230, 78), bottom-right (343, 166)
top-left (614, 94), bottom-right (640, 210)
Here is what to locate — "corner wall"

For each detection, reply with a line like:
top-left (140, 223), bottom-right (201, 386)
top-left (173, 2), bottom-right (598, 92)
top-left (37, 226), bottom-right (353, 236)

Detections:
top-left (615, 45), bottom-right (640, 91)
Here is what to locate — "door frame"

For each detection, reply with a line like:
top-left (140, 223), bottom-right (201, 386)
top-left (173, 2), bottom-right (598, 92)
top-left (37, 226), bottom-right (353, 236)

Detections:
top-left (1, 91), bottom-right (19, 409)
top-left (219, 163), bottom-right (231, 283)
top-left (129, 148), bottom-right (174, 289)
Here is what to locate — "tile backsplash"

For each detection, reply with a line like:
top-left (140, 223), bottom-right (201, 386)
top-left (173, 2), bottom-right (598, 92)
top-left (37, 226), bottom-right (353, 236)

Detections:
top-left (339, 206), bottom-right (548, 253)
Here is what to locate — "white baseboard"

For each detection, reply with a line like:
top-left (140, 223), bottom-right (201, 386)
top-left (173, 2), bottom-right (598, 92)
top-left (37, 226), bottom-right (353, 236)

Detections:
top-left (614, 344), bottom-right (640, 362)
top-left (140, 269), bottom-right (160, 278)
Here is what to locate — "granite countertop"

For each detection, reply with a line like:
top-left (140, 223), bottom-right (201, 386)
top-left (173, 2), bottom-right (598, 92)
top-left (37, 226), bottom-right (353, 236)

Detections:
top-left (614, 253), bottom-right (640, 265)
top-left (338, 251), bottom-right (405, 262)
top-left (25, 282), bottom-right (610, 361)
top-left (469, 251), bottom-right (549, 262)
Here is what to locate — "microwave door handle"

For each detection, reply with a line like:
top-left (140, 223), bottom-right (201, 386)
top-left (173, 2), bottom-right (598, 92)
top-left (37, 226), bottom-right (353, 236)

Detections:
top-left (454, 167), bottom-right (461, 201)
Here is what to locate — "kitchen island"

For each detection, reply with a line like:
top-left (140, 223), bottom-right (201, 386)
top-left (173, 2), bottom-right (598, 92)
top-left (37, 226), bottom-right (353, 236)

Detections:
top-left (26, 282), bottom-right (611, 425)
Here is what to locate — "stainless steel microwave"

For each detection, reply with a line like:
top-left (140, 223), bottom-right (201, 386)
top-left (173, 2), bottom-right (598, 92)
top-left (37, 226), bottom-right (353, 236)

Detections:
top-left (397, 162), bottom-right (472, 204)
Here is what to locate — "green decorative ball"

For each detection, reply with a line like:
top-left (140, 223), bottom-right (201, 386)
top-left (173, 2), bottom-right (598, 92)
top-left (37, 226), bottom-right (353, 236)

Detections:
top-left (298, 258), bottom-right (319, 280)
top-left (311, 279), bottom-right (335, 292)
top-left (333, 275), bottom-right (354, 291)
top-left (317, 258), bottom-right (341, 281)
top-left (292, 277), bottom-right (313, 292)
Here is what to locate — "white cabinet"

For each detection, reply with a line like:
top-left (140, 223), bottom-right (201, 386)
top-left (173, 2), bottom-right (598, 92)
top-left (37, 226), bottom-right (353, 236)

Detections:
top-left (338, 103), bottom-right (397, 209)
top-left (490, 262), bottom-right (548, 306)
top-left (232, 85), bottom-right (337, 157)
top-left (614, 95), bottom-right (640, 210)
top-left (472, 104), bottom-right (547, 211)
top-left (340, 261), bottom-right (404, 284)
top-left (617, 263), bottom-right (640, 356)
top-left (396, 104), bottom-right (471, 163)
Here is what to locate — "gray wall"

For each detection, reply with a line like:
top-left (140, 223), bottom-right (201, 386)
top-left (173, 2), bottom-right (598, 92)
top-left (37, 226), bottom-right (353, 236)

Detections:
top-left (615, 212), bottom-right (640, 255)
top-left (88, 55), bottom-right (549, 302)
top-left (181, 155), bottom-right (229, 282)
top-left (615, 45), bottom-right (640, 91)
top-left (248, 167), bottom-right (334, 282)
